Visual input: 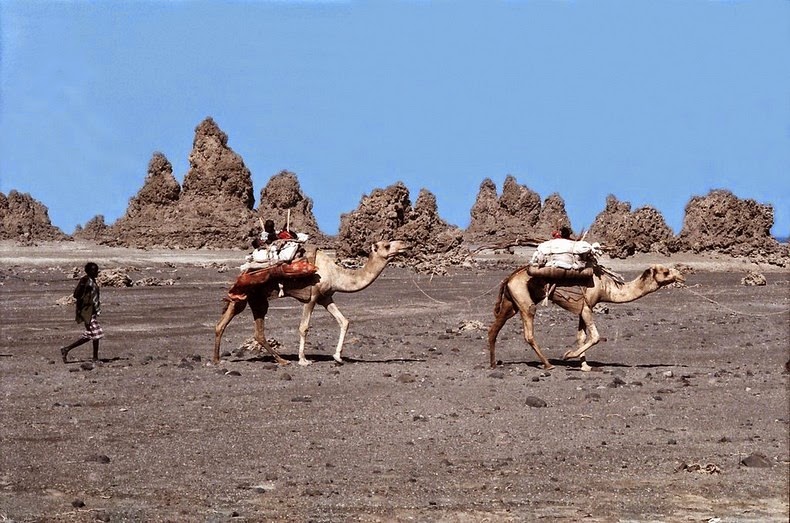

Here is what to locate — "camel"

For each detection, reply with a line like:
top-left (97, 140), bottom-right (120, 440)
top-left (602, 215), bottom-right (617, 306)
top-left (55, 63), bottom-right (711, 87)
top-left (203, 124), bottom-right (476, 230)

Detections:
top-left (213, 240), bottom-right (411, 366)
top-left (488, 264), bottom-right (685, 371)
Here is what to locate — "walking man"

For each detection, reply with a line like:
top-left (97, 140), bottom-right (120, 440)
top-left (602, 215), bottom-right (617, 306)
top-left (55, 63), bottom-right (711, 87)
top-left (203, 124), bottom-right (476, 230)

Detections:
top-left (60, 262), bottom-right (103, 363)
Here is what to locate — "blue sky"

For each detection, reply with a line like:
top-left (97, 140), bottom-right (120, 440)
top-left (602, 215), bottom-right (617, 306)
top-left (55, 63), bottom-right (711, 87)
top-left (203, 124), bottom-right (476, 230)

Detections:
top-left (1, 1), bottom-right (788, 238)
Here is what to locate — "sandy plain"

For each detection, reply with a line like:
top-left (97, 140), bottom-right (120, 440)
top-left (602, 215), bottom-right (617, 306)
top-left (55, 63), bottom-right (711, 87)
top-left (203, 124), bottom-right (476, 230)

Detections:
top-left (1, 241), bottom-right (788, 522)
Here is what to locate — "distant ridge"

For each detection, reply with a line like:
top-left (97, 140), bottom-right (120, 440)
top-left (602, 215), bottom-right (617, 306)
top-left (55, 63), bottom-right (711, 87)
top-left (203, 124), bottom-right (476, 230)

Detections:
top-left (1, 117), bottom-right (787, 268)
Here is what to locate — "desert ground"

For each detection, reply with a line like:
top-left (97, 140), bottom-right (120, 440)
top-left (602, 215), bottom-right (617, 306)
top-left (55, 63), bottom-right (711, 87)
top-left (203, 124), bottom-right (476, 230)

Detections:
top-left (1, 241), bottom-right (788, 522)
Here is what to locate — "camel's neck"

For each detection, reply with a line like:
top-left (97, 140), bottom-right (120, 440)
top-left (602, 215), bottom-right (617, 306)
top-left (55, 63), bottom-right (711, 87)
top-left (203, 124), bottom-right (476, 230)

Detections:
top-left (599, 269), bottom-right (661, 304)
top-left (323, 252), bottom-right (390, 293)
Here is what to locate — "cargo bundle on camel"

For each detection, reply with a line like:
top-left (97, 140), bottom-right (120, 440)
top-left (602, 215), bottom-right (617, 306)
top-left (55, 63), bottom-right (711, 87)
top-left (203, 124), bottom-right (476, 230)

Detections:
top-left (226, 215), bottom-right (318, 302)
top-left (526, 227), bottom-right (602, 283)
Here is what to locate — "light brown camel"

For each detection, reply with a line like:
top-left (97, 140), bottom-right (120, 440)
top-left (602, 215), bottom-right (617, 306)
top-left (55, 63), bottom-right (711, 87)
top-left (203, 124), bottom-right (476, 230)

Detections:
top-left (213, 240), bottom-right (411, 366)
top-left (488, 264), bottom-right (685, 371)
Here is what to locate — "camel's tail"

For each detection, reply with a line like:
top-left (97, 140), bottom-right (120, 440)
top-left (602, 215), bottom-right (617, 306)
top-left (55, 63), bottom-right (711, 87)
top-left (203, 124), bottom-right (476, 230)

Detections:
top-left (493, 278), bottom-right (510, 316)
top-left (494, 266), bottom-right (527, 315)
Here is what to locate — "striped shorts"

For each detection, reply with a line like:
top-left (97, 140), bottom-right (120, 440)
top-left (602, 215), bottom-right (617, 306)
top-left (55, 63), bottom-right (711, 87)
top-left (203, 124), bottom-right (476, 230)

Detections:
top-left (80, 316), bottom-right (104, 340)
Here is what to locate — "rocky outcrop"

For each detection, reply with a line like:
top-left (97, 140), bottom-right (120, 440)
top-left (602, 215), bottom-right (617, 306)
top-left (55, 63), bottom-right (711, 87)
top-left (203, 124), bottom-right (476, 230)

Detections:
top-left (465, 176), bottom-right (571, 243)
top-left (174, 118), bottom-right (257, 248)
top-left (0, 190), bottom-right (68, 242)
top-left (99, 153), bottom-right (181, 246)
top-left (336, 183), bottom-right (467, 272)
top-left (72, 215), bottom-right (109, 242)
top-left (256, 171), bottom-right (326, 244)
top-left (397, 189), bottom-right (468, 272)
top-left (101, 118), bottom-right (258, 249)
top-left (589, 195), bottom-right (674, 258)
top-left (674, 189), bottom-right (786, 265)
top-left (336, 182), bottom-right (412, 257)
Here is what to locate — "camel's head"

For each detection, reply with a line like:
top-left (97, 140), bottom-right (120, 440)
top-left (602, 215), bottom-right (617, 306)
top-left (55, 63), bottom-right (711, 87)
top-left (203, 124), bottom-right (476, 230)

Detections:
top-left (371, 240), bottom-right (411, 259)
top-left (649, 264), bottom-right (685, 286)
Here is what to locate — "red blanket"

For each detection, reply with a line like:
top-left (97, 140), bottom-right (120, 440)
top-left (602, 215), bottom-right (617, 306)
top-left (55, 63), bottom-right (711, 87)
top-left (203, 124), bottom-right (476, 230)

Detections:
top-left (226, 259), bottom-right (317, 301)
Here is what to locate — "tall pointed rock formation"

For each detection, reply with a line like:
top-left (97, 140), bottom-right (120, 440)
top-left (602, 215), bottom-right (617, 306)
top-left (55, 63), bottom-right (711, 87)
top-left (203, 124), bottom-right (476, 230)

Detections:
top-left (257, 171), bottom-right (325, 242)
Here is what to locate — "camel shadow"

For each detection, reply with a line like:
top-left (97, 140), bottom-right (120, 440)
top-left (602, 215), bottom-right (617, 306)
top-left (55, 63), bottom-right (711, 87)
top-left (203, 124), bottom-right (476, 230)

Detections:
top-left (67, 356), bottom-right (128, 364)
top-left (237, 353), bottom-right (426, 365)
top-left (500, 359), bottom-right (689, 370)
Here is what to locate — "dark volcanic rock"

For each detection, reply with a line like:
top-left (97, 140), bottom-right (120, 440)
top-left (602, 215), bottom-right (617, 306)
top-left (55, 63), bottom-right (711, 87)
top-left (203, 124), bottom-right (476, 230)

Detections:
top-left (465, 176), bottom-right (571, 243)
top-left (257, 170), bottom-right (327, 244)
top-left (0, 190), bottom-right (69, 242)
top-left (589, 195), bottom-right (674, 258)
top-left (674, 189), bottom-right (787, 265)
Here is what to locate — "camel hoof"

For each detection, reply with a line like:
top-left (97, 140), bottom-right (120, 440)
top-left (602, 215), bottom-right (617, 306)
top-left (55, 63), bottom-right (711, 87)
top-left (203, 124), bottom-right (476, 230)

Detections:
top-left (543, 363), bottom-right (555, 371)
top-left (277, 359), bottom-right (290, 366)
top-left (580, 362), bottom-right (592, 372)
top-left (298, 359), bottom-right (312, 367)
top-left (333, 355), bottom-right (344, 365)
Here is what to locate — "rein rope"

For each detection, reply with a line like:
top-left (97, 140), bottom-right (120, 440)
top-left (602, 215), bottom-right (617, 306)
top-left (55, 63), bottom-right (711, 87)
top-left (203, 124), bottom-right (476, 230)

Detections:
top-left (682, 285), bottom-right (790, 317)
top-left (411, 277), bottom-right (501, 307)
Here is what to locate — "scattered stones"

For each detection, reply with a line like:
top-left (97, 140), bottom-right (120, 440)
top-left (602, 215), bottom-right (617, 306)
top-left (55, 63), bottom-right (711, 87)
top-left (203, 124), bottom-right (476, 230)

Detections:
top-left (133, 277), bottom-right (176, 287)
top-left (525, 396), bottom-right (548, 408)
top-left (675, 462), bottom-right (721, 474)
top-left (97, 268), bottom-right (133, 288)
top-left (607, 377), bottom-right (627, 388)
top-left (741, 271), bottom-right (767, 286)
top-left (55, 295), bottom-right (75, 306)
top-left (456, 320), bottom-right (486, 332)
top-left (488, 371), bottom-right (505, 379)
top-left (740, 453), bottom-right (772, 468)
top-left (396, 374), bottom-right (416, 383)
top-left (86, 454), bottom-right (111, 464)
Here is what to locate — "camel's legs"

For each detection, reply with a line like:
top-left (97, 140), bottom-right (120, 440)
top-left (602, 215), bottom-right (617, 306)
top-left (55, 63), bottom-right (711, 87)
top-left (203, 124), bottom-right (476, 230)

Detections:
top-left (297, 300), bottom-right (318, 366)
top-left (521, 304), bottom-right (554, 370)
top-left (251, 312), bottom-right (289, 366)
top-left (214, 300), bottom-right (247, 363)
top-left (564, 306), bottom-right (600, 363)
top-left (323, 300), bottom-right (349, 364)
top-left (487, 299), bottom-right (517, 368)
top-left (575, 316), bottom-right (592, 372)
top-left (225, 293), bottom-right (289, 365)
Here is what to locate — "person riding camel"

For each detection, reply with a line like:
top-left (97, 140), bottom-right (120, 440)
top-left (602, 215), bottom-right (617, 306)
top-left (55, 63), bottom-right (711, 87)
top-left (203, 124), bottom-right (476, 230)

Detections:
top-left (244, 216), bottom-right (311, 296)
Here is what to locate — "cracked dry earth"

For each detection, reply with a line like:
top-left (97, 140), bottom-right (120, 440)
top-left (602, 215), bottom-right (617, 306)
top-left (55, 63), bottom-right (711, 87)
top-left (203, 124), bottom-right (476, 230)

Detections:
top-left (1, 243), bottom-right (788, 522)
